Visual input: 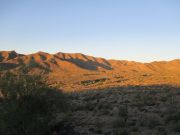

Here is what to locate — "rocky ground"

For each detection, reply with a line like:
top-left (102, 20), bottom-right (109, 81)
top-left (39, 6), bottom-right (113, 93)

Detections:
top-left (63, 85), bottom-right (180, 135)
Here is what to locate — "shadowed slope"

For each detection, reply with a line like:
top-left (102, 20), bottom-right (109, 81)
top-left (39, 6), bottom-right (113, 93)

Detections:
top-left (0, 51), bottom-right (23, 62)
top-left (0, 51), bottom-right (180, 91)
top-left (55, 52), bottom-right (112, 70)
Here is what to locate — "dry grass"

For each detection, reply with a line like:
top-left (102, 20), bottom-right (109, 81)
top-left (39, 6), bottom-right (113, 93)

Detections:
top-left (66, 85), bottom-right (180, 135)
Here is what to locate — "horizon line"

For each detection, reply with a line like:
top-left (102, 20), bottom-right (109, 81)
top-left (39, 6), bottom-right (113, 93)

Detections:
top-left (0, 49), bottom-right (180, 63)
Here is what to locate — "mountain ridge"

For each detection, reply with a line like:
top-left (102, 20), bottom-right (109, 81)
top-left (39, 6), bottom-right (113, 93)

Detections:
top-left (1, 50), bottom-right (180, 63)
top-left (0, 50), bottom-right (180, 91)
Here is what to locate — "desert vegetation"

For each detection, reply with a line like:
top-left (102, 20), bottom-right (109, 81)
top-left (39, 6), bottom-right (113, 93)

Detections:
top-left (0, 73), bottom-right (180, 135)
top-left (67, 86), bottom-right (180, 135)
top-left (0, 52), bottom-right (180, 135)
top-left (0, 72), bottom-right (180, 135)
top-left (1, 0), bottom-right (180, 134)
top-left (0, 72), bottom-right (71, 135)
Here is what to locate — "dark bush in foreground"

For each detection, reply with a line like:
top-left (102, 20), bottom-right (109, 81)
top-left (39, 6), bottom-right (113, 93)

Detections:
top-left (0, 72), bottom-right (70, 135)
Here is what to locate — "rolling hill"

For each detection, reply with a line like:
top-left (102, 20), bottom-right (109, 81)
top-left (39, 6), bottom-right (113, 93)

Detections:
top-left (0, 50), bottom-right (180, 91)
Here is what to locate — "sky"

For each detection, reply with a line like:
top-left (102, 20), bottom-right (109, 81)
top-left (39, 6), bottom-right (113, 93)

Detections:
top-left (0, 0), bottom-right (180, 62)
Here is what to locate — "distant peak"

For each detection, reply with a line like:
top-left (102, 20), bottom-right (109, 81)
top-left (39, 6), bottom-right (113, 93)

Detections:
top-left (0, 50), bottom-right (17, 54)
top-left (34, 51), bottom-right (49, 55)
top-left (0, 50), bottom-right (19, 62)
top-left (55, 52), bottom-right (63, 55)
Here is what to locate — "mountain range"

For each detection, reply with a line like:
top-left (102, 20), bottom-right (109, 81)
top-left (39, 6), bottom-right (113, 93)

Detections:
top-left (0, 50), bottom-right (180, 91)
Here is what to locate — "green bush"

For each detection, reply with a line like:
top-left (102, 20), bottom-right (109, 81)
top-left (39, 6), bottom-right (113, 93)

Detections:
top-left (118, 105), bottom-right (128, 122)
top-left (113, 105), bottom-right (128, 129)
top-left (113, 117), bottom-right (126, 128)
top-left (166, 110), bottom-right (180, 123)
top-left (0, 72), bottom-right (70, 135)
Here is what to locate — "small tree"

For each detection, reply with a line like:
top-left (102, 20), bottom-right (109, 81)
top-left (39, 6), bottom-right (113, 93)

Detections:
top-left (0, 72), bottom-right (70, 135)
top-left (118, 104), bottom-right (128, 123)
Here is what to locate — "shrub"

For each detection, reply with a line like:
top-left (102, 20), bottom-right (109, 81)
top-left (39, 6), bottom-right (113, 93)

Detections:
top-left (113, 105), bottom-right (128, 129)
top-left (0, 72), bottom-right (70, 135)
top-left (171, 121), bottom-right (180, 132)
top-left (131, 126), bottom-right (139, 132)
top-left (118, 105), bottom-right (128, 122)
top-left (166, 110), bottom-right (180, 123)
top-left (113, 117), bottom-right (126, 128)
top-left (113, 128), bottom-right (130, 135)
top-left (145, 114), bottom-right (161, 129)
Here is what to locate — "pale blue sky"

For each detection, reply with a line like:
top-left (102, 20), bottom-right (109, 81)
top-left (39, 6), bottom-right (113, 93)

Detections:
top-left (0, 0), bottom-right (180, 62)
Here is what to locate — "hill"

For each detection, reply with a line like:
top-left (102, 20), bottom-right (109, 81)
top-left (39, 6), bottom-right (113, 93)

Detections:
top-left (0, 50), bottom-right (180, 91)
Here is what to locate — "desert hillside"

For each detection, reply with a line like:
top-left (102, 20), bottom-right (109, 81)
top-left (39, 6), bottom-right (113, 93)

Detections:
top-left (67, 85), bottom-right (180, 135)
top-left (0, 51), bottom-right (180, 91)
